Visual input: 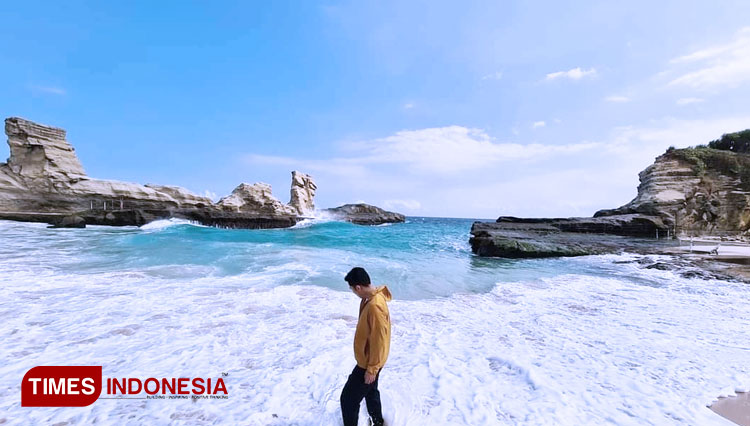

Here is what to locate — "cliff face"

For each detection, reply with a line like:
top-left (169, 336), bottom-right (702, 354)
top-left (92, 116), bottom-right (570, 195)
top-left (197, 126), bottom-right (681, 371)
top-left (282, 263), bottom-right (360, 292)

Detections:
top-left (470, 145), bottom-right (750, 258)
top-left (595, 148), bottom-right (750, 234)
top-left (0, 117), bottom-right (214, 213)
top-left (0, 116), bottom-right (408, 228)
top-left (5, 117), bottom-right (85, 180)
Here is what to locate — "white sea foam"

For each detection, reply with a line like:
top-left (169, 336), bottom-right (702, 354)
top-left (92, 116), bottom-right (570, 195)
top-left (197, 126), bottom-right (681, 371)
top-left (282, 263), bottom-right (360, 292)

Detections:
top-left (1, 265), bottom-right (748, 425)
top-left (291, 210), bottom-right (339, 228)
top-left (0, 220), bottom-right (748, 425)
top-left (139, 218), bottom-right (205, 231)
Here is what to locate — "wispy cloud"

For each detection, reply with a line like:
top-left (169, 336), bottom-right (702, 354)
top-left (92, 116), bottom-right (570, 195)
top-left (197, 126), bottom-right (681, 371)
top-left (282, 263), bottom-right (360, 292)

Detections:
top-left (667, 27), bottom-right (750, 90)
top-left (481, 71), bottom-right (503, 80)
top-left (244, 116), bottom-right (750, 218)
top-left (676, 97), bottom-right (704, 106)
top-left (247, 126), bottom-right (600, 175)
top-left (29, 85), bottom-right (66, 95)
top-left (605, 95), bottom-right (630, 103)
top-left (402, 102), bottom-right (415, 109)
top-left (383, 199), bottom-right (421, 211)
top-left (532, 121), bottom-right (546, 128)
top-left (545, 67), bottom-right (597, 81)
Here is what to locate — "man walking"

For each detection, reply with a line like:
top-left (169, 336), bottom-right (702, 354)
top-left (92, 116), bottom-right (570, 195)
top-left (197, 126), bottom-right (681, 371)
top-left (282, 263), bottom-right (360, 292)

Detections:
top-left (340, 267), bottom-right (392, 426)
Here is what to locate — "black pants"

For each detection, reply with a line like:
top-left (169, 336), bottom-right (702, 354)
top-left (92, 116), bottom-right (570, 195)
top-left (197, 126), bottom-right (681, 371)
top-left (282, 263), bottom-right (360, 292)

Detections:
top-left (340, 366), bottom-right (383, 426)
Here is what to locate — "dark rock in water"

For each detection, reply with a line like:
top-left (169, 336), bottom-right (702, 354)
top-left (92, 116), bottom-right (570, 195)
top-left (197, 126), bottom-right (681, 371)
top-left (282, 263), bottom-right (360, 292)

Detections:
top-left (645, 262), bottom-right (671, 270)
top-left (494, 214), bottom-right (668, 236)
top-left (69, 208), bottom-right (298, 229)
top-left (470, 215), bottom-right (668, 258)
top-left (48, 215), bottom-right (85, 228)
top-left (324, 203), bottom-right (405, 225)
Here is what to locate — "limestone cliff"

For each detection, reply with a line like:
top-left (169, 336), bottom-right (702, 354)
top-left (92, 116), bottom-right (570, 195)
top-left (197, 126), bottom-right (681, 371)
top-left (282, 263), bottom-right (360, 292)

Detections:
top-left (217, 182), bottom-right (297, 216)
top-left (595, 147), bottom-right (750, 234)
top-left (0, 117), bottom-right (313, 228)
top-left (0, 117), bottom-right (213, 213)
top-left (289, 171), bottom-right (316, 216)
top-left (472, 140), bottom-right (750, 258)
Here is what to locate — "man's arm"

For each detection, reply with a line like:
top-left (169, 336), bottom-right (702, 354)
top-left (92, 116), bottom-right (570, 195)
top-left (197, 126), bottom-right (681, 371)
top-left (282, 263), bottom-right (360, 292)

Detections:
top-left (366, 305), bottom-right (389, 379)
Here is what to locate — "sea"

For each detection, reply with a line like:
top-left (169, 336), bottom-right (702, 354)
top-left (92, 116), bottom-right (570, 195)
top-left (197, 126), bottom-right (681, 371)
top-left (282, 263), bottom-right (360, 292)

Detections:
top-left (0, 216), bottom-right (748, 425)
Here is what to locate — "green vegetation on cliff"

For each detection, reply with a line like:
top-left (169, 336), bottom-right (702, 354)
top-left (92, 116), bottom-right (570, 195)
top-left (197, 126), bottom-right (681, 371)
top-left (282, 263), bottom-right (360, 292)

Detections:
top-left (707, 129), bottom-right (750, 153)
top-left (665, 143), bottom-right (750, 191)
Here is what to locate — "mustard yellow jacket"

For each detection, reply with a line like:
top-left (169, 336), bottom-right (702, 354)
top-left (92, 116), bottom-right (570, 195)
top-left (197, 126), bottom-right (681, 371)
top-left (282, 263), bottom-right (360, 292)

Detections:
top-left (354, 286), bottom-right (392, 376)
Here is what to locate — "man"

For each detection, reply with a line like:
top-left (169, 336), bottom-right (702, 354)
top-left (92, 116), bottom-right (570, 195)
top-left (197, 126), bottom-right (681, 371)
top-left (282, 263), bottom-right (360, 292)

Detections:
top-left (340, 267), bottom-right (392, 426)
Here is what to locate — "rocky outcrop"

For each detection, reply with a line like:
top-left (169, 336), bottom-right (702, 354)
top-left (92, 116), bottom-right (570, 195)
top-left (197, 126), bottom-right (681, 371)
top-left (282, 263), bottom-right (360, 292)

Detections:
top-left (470, 145), bottom-right (750, 258)
top-left (289, 171), bottom-right (316, 216)
top-left (595, 147), bottom-right (750, 234)
top-left (49, 215), bottom-right (86, 228)
top-left (217, 182), bottom-right (297, 215)
top-left (5, 117), bottom-right (85, 180)
top-left (324, 203), bottom-right (405, 225)
top-left (0, 117), bottom-right (310, 229)
top-left (0, 117), bottom-right (214, 213)
top-left (470, 215), bottom-right (668, 258)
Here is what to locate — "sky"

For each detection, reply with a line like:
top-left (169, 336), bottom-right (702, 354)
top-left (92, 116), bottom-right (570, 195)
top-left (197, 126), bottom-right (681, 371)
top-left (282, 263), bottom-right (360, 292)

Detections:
top-left (2, 1), bottom-right (750, 219)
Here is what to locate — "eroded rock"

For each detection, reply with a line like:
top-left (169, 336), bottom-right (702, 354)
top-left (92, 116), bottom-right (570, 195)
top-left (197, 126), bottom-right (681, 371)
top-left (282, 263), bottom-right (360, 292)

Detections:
top-left (324, 203), bottom-right (405, 225)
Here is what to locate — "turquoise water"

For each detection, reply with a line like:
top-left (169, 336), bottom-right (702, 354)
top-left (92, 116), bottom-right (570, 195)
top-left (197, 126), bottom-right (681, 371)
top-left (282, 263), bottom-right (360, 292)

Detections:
top-left (8, 216), bottom-right (681, 299)
top-left (1, 217), bottom-right (749, 425)
top-left (22, 217), bottom-right (531, 299)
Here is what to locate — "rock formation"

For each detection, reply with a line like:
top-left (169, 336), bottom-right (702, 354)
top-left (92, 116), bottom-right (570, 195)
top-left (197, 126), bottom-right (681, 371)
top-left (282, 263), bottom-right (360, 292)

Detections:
top-left (594, 147), bottom-right (750, 234)
top-left (470, 215), bottom-right (667, 258)
top-left (471, 144), bottom-right (750, 258)
top-left (0, 117), bottom-right (307, 228)
top-left (289, 171), bottom-right (316, 216)
top-left (0, 116), bottom-right (407, 229)
top-left (217, 182), bottom-right (297, 216)
top-left (324, 203), bottom-right (405, 225)
top-left (5, 117), bottom-right (85, 180)
top-left (0, 117), bottom-right (213, 214)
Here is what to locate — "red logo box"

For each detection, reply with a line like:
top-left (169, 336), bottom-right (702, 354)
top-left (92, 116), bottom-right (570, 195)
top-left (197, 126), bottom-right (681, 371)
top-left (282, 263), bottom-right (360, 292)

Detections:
top-left (22, 366), bottom-right (102, 407)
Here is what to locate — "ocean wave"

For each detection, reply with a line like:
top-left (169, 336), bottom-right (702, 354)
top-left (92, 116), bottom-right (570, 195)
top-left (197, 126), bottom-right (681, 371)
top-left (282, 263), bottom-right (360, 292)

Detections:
top-left (139, 218), bottom-right (206, 231)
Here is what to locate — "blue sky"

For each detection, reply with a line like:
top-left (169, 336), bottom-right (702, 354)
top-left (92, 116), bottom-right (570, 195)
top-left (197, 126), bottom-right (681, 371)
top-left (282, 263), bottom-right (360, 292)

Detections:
top-left (2, 1), bottom-right (750, 218)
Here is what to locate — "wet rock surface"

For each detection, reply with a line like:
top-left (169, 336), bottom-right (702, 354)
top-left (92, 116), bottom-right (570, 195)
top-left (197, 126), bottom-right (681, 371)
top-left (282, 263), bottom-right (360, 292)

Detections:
top-left (323, 203), bottom-right (405, 225)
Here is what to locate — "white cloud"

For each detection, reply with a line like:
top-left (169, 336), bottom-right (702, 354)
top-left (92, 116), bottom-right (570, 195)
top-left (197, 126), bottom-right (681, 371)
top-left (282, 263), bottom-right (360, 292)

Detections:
top-left (607, 115), bottom-right (750, 155)
top-left (243, 116), bottom-right (750, 218)
top-left (383, 199), bottom-right (421, 211)
top-left (667, 27), bottom-right (750, 90)
top-left (348, 126), bottom-right (598, 174)
top-left (247, 126), bottom-right (600, 176)
top-left (403, 102), bottom-right (415, 109)
top-left (532, 121), bottom-right (546, 128)
top-left (245, 154), bottom-right (370, 178)
top-left (30, 85), bottom-right (66, 95)
top-left (202, 190), bottom-right (218, 201)
top-left (676, 97), bottom-right (704, 106)
top-left (481, 71), bottom-right (503, 80)
top-left (545, 67), bottom-right (597, 81)
top-left (605, 95), bottom-right (630, 103)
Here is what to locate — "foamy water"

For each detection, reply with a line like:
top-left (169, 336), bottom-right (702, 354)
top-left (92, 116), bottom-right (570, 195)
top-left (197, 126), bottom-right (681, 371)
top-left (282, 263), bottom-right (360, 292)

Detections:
top-left (0, 219), bottom-right (748, 425)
